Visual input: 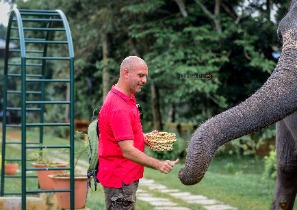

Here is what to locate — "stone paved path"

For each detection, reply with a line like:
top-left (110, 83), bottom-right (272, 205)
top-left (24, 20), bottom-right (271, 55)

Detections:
top-left (137, 178), bottom-right (237, 210)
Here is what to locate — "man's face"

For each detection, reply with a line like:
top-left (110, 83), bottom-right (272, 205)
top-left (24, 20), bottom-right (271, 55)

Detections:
top-left (127, 63), bottom-right (148, 93)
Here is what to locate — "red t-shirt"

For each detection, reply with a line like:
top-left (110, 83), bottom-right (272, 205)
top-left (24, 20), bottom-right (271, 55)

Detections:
top-left (97, 86), bottom-right (145, 188)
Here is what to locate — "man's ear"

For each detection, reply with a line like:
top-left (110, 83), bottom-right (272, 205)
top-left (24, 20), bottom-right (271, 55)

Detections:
top-left (123, 68), bottom-right (129, 79)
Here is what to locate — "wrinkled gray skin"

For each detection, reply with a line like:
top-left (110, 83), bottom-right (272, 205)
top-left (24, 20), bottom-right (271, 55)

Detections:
top-left (179, 1), bottom-right (297, 209)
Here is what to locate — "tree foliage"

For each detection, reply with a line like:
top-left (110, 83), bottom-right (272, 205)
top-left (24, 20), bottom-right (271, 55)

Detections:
top-left (10, 0), bottom-right (289, 133)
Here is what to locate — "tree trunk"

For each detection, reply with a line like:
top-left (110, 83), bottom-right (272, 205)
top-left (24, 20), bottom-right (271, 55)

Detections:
top-left (102, 33), bottom-right (110, 99)
top-left (195, 0), bottom-right (222, 33)
top-left (151, 81), bottom-right (162, 131)
top-left (173, 0), bottom-right (188, 17)
top-left (214, 0), bottom-right (222, 33)
top-left (169, 104), bottom-right (176, 123)
top-left (266, 0), bottom-right (272, 21)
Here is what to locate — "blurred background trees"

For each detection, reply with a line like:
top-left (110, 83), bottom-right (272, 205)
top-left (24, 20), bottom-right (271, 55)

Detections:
top-left (0, 0), bottom-right (292, 156)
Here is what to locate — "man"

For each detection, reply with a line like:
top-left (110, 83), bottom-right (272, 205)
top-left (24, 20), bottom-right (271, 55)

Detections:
top-left (98, 56), bottom-right (179, 210)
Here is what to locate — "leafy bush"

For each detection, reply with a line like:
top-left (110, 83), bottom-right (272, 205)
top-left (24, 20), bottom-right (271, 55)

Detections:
top-left (262, 150), bottom-right (277, 180)
top-left (217, 125), bottom-right (275, 157)
top-left (224, 162), bottom-right (235, 174)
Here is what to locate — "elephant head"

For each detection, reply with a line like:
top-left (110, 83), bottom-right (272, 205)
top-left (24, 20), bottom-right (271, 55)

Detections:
top-left (179, 1), bottom-right (297, 185)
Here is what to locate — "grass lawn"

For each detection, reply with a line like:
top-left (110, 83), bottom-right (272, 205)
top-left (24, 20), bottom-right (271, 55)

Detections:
top-left (85, 155), bottom-right (287, 210)
top-left (142, 158), bottom-right (274, 210)
top-left (1, 128), bottom-right (297, 209)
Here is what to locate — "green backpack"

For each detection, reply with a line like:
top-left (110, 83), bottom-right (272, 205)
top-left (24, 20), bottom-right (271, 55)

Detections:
top-left (87, 110), bottom-right (99, 191)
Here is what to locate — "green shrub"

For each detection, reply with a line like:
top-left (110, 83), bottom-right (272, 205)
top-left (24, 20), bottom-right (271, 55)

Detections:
top-left (224, 162), bottom-right (235, 174)
top-left (262, 150), bottom-right (277, 180)
top-left (217, 126), bottom-right (275, 157)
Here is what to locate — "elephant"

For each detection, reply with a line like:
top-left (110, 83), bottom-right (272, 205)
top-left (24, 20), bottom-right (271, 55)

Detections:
top-left (178, 1), bottom-right (297, 209)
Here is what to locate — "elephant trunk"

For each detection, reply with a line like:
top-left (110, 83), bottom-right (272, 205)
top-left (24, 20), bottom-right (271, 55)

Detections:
top-left (179, 29), bottom-right (297, 185)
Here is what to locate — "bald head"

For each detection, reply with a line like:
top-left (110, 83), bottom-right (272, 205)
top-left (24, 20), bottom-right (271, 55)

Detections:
top-left (116, 56), bottom-right (148, 96)
top-left (120, 56), bottom-right (147, 73)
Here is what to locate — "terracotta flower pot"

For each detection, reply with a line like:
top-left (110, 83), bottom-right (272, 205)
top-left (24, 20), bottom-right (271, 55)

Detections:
top-left (32, 163), bottom-right (67, 190)
top-left (48, 175), bottom-right (88, 209)
top-left (5, 163), bottom-right (18, 175)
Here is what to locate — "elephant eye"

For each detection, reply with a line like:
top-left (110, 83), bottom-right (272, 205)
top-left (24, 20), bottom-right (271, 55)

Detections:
top-left (277, 28), bottom-right (283, 44)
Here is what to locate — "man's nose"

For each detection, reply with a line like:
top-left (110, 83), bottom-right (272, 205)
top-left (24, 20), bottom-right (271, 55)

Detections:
top-left (142, 76), bottom-right (147, 84)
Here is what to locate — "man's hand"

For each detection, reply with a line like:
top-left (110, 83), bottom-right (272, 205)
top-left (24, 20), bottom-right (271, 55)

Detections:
top-left (143, 133), bottom-right (149, 145)
top-left (143, 130), bottom-right (158, 146)
top-left (119, 140), bottom-right (179, 174)
top-left (158, 159), bottom-right (179, 174)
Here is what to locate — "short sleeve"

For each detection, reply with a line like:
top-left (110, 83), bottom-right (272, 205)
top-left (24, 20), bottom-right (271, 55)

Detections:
top-left (110, 109), bottom-right (134, 141)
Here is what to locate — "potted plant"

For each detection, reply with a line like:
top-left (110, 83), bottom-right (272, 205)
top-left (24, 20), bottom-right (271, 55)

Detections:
top-left (5, 162), bottom-right (18, 175)
top-left (30, 149), bottom-right (68, 190)
top-left (49, 132), bottom-right (89, 209)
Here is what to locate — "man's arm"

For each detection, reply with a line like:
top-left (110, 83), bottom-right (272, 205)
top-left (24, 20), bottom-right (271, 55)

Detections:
top-left (118, 140), bottom-right (179, 174)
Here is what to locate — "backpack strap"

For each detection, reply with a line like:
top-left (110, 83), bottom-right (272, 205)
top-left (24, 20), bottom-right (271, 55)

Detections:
top-left (87, 169), bottom-right (98, 191)
top-left (91, 109), bottom-right (98, 121)
top-left (87, 109), bottom-right (100, 192)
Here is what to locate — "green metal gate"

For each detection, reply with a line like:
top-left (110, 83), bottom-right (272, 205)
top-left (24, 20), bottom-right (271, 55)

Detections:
top-left (1, 8), bottom-right (75, 209)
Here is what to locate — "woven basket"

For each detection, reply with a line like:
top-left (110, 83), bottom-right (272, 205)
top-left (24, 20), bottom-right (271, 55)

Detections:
top-left (146, 131), bottom-right (177, 151)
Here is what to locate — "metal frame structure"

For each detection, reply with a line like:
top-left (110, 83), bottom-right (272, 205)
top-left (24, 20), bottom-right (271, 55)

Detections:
top-left (1, 8), bottom-right (75, 209)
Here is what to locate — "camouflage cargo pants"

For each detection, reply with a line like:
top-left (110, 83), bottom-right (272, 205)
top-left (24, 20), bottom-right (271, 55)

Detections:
top-left (103, 180), bottom-right (139, 210)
